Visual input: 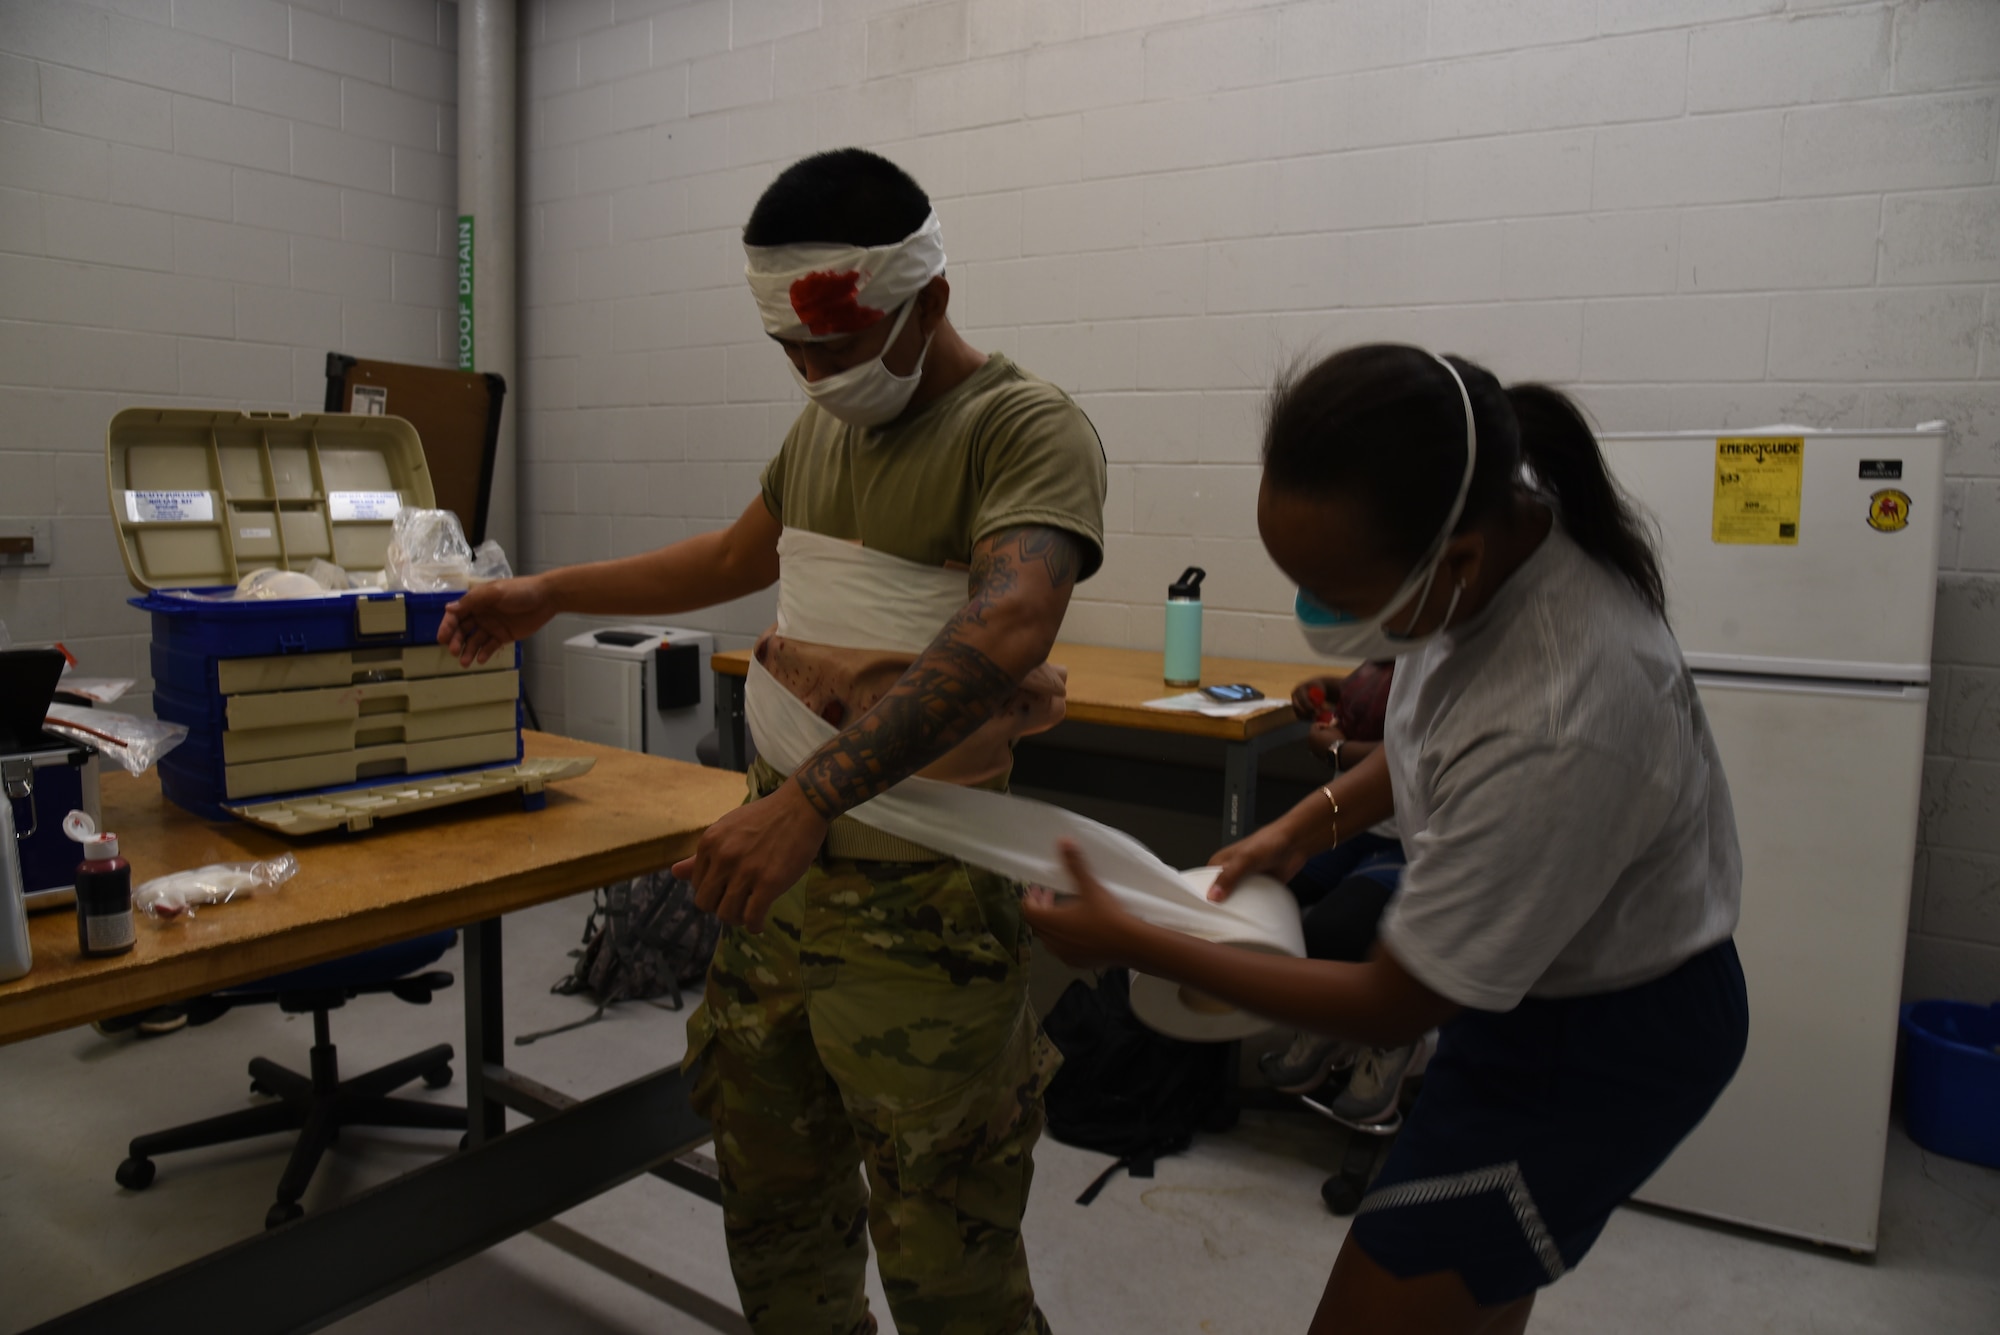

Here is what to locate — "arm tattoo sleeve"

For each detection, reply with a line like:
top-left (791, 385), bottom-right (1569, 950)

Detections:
top-left (792, 526), bottom-right (1084, 820)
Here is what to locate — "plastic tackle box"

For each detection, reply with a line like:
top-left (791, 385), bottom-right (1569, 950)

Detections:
top-left (105, 408), bottom-right (566, 830)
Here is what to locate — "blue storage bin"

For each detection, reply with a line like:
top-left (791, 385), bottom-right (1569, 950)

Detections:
top-left (108, 408), bottom-right (525, 829)
top-left (1899, 1000), bottom-right (2000, 1170)
top-left (135, 587), bottom-right (457, 660)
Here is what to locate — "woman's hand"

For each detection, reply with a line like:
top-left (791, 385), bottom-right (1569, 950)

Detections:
top-left (1291, 675), bottom-right (1345, 721)
top-left (1208, 817), bottom-right (1310, 902)
top-left (1307, 719), bottom-right (1347, 765)
top-left (1021, 842), bottom-right (1149, 971)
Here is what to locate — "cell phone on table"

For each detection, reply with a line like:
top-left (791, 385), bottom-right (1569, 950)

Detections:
top-left (1199, 683), bottom-right (1264, 703)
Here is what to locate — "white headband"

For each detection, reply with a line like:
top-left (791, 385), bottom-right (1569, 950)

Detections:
top-left (743, 211), bottom-right (947, 342)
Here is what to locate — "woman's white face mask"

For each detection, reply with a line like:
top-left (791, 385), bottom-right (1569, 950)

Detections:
top-left (793, 299), bottom-right (932, 429)
top-left (1294, 353), bottom-right (1479, 662)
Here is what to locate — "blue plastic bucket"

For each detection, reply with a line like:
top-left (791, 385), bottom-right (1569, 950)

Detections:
top-left (1899, 1000), bottom-right (2000, 1170)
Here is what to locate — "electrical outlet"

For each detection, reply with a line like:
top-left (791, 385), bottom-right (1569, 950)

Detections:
top-left (0, 521), bottom-right (51, 567)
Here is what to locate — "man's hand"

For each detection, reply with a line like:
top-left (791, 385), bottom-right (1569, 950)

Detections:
top-left (439, 575), bottom-right (557, 666)
top-left (1021, 841), bottom-right (1149, 971)
top-left (672, 781), bottom-right (830, 931)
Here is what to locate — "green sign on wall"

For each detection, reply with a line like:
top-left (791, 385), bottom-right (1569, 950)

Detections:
top-left (456, 215), bottom-right (474, 371)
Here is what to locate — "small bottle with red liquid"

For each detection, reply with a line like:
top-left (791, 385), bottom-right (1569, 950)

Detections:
top-left (66, 811), bottom-right (135, 958)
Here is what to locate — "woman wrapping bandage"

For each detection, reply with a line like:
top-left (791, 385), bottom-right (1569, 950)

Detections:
top-left (1024, 345), bottom-right (1750, 1335)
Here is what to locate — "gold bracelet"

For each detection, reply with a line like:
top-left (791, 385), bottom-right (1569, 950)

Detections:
top-left (1319, 783), bottom-right (1340, 847)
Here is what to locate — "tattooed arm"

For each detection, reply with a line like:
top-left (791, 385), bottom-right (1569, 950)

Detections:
top-left (675, 524), bottom-right (1086, 929)
top-left (792, 524), bottom-right (1082, 817)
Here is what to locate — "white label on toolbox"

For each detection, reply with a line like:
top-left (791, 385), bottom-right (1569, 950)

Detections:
top-left (124, 490), bottom-right (215, 524)
top-left (329, 490), bottom-right (402, 521)
top-left (238, 526), bottom-right (273, 539)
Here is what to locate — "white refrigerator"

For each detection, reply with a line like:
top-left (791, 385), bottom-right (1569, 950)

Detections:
top-left (1599, 425), bottom-right (1945, 1253)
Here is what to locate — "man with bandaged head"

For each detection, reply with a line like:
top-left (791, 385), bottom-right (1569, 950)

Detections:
top-left (441, 149), bottom-right (1106, 1335)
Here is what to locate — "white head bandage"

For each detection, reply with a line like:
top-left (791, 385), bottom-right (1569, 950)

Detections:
top-left (743, 211), bottom-right (947, 342)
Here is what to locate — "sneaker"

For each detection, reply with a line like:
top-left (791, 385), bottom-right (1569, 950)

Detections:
top-left (1259, 1031), bottom-right (1357, 1095)
top-left (1323, 1040), bottom-right (1419, 1131)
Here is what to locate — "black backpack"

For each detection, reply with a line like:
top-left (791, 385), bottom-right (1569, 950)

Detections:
top-left (515, 871), bottom-right (722, 1046)
top-left (1041, 970), bottom-right (1239, 1204)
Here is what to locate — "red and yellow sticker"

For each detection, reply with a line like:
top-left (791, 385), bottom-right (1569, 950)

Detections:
top-left (1867, 489), bottom-right (1912, 533)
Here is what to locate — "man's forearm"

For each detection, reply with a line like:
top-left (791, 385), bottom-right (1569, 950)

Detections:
top-left (789, 600), bottom-right (1048, 819)
top-left (542, 502), bottom-right (779, 617)
top-left (789, 526), bottom-right (1079, 820)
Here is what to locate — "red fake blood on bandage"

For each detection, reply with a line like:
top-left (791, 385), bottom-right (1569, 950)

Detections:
top-left (790, 270), bottom-right (883, 336)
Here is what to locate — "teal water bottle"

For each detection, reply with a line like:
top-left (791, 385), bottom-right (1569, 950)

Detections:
top-left (1164, 566), bottom-right (1205, 687)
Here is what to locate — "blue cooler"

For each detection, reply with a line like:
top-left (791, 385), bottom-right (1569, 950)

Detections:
top-left (1900, 1001), bottom-right (2000, 1170)
top-left (108, 409), bottom-right (530, 830)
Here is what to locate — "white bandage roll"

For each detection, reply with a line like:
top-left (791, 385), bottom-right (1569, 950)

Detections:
top-left (1126, 868), bottom-right (1300, 1042)
top-left (747, 528), bottom-right (1308, 1042)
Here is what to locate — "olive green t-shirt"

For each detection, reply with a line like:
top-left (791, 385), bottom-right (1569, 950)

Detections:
top-left (760, 353), bottom-right (1107, 576)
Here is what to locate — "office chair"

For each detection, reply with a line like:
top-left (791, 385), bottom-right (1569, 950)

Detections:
top-left (113, 931), bottom-right (466, 1230)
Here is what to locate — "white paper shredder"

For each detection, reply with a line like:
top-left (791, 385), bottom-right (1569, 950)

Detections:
top-left (561, 625), bottom-right (715, 763)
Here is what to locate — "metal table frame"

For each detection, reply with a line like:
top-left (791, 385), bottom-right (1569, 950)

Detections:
top-left (27, 918), bottom-right (722, 1335)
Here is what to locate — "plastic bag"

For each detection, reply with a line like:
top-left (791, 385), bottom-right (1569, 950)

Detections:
top-left (305, 558), bottom-right (353, 591)
top-left (135, 854), bottom-right (300, 922)
top-left (384, 507), bottom-right (475, 592)
top-left (42, 705), bottom-right (188, 775)
top-left (54, 676), bottom-right (134, 705)
top-left (471, 540), bottom-right (512, 583)
top-left (165, 570), bottom-right (338, 602)
top-left (235, 568), bottom-right (330, 600)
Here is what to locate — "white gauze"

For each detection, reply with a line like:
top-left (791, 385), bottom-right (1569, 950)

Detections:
top-left (747, 529), bottom-right (1306, 1041)
top-left (744, 212), bottom-right (947, 343)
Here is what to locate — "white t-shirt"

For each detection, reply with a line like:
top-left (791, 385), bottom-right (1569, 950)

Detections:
top-left (1379, 524), bottom-right (1741, 1012)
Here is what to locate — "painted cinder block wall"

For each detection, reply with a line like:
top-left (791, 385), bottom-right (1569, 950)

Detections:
top-left (0, 0), bottom-right (465, 720)
top-left (0, 1), bottom-right (1993, 1001)
top-left (517, 0), bottom-right (2000, 1002)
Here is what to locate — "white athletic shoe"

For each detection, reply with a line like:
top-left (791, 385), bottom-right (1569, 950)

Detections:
top-left (1322, 1031), bottom-right (1434, 1133)
top-left (1260, 1031), bottom-right (1358, 1094)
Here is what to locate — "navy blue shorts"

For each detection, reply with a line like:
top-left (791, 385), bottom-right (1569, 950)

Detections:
top-left (1351, 939), bottom-right (1749, 1307)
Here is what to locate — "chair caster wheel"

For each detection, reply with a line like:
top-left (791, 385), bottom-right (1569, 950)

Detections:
top-left (116, 1157), bottom-right (156, 1191)
top-left (266, 1201), bottom-right (304, 1230)
top-left (422, 1063), bottom-right (453, 1089)
top-left (250, 1080), bottom-right (270, 1097)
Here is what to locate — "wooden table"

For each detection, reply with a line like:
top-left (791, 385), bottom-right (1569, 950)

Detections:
top-left (4, 733), bottom-right (747, 1335)
top-left (712, 642), bottom-right (1329, 838)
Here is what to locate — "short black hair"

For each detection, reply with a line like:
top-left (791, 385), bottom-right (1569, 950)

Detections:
top-left (743, 148), bottom-right (930, 248)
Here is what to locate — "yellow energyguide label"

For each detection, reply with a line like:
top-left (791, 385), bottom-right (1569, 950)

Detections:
top-left (1713, 437), bottom-right (1803, 545)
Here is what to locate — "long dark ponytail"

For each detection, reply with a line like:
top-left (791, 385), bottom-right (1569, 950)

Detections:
top-left (1505, 381), bottom-right (1663, 615)
top-left (1263, 344), bottom-right (1664, 617)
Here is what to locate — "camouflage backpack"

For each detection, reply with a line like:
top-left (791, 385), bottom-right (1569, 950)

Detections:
top-left (514, 871), bottom-right (721, 1046)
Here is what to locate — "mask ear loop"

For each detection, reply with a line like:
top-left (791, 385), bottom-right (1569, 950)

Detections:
top-left (1380, 354), bottom-right (1479, 640)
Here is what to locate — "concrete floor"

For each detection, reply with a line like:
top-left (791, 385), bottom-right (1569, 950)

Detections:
top-left (2, 892), bottom-right (1995, 1335)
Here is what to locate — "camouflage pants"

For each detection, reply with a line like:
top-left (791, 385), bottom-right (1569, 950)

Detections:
top-left (685, 854), bottom-right (1059, 1335)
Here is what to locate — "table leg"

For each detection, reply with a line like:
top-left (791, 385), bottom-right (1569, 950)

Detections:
top-left (1223, 741), bottom-right (1255, 841)
top-left (1222, 722), bottom-right (1311, 840)
top-left (714, 668), bottom-right (748, 771)
top-left (464, 917), bottom-right (505, 1145)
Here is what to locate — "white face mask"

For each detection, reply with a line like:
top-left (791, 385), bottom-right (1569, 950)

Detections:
top-left (793, 299), bottom-right (932, 429)
top-left (1293, 353), bottom-right (1479, 662)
